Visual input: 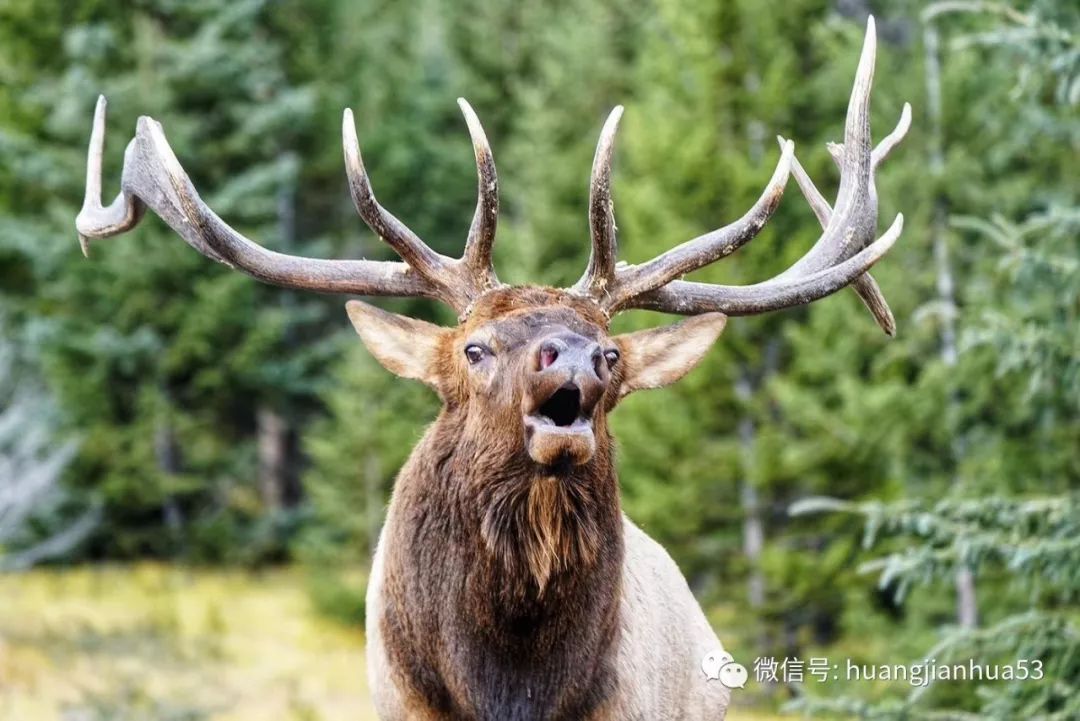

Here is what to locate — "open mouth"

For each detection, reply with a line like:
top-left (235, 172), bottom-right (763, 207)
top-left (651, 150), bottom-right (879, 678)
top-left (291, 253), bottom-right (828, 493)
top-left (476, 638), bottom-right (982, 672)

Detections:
top-left (537, 385), bottom-right (583, 427)
top-left (524, 383), bottom-right (595, 466)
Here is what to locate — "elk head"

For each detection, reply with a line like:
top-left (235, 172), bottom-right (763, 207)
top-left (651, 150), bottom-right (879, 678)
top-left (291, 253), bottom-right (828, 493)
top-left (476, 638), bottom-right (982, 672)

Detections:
top-left (76, 21), bottom-right (909, 481)
top-left (345, 286), bottom-right (730, 470)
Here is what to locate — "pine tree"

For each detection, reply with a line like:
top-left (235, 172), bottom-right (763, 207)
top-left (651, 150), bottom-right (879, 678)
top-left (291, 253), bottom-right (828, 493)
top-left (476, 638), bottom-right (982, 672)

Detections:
top-left (0, 314), bottom-right (97, 570)
top-left (0, 0), bottom-right (328, 560)
top-left (790, 2), bottom-right (1079, 717)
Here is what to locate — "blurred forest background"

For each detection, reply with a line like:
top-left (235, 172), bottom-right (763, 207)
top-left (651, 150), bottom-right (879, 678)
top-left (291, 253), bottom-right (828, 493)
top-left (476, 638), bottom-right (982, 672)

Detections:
top-left (0, 0), bottom-right (1076, 719)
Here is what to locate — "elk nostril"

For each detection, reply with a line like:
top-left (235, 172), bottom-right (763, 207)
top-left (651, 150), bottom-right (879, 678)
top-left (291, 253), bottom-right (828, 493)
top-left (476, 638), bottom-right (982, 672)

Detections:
top-left (539, 343), bottom-right (560, 370)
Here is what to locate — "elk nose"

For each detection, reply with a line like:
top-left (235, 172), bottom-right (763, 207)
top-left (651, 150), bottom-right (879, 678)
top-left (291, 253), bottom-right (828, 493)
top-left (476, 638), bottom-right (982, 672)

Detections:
top-left (529, 334), bottom-right (608, 418)
top-left (535, 336), bottom-right (605, 378)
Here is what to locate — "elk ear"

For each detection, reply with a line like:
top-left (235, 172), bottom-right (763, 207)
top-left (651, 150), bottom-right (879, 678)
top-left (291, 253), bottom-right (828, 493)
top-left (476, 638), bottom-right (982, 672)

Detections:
top-left (613, 313), bottom-right (727, 397)
top-left (345, 300), bottom-right (446, 388)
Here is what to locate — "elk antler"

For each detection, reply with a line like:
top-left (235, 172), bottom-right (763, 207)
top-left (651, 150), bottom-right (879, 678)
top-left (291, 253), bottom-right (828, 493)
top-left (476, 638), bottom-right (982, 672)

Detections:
top-left (570, 16), bottom-right (910, 334)
top-left (77, 96), bottom-right (504, 316)
top-left (777, 99), bottom-right (911, 335)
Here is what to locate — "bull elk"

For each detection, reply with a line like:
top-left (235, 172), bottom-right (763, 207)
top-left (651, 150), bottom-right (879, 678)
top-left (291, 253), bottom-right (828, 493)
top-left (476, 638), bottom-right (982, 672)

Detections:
top-left (77, 17), bottom-right (909, 721)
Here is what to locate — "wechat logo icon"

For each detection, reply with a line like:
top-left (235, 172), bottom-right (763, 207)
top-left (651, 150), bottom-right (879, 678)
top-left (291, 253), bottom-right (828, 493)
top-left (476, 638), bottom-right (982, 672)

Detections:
top-left (701, 650), bottom-right (748, 689)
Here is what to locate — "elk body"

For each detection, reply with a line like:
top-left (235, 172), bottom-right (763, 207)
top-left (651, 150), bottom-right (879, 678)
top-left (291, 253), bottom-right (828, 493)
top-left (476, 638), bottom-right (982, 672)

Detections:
top-left (77, 18), bottom-right (909, 721)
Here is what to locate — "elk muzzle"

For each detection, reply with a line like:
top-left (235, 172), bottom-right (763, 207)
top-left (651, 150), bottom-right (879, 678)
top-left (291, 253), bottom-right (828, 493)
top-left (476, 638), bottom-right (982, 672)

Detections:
top-left (522, 332), bottom-right (609, 467)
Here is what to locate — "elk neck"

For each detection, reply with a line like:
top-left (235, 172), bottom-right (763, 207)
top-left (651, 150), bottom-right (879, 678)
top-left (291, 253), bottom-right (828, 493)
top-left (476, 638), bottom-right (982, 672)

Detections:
top-left (377, 404), bottom-right (625, 719)
top-left (391, 402), bottom-right (624, 609)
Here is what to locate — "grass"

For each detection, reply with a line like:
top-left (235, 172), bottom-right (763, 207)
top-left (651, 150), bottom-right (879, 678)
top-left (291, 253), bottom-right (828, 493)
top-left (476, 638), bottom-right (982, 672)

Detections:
top-left (0, 565), bottom-right (375, 721)
top-left (0, 565), bottom-right (793, 720)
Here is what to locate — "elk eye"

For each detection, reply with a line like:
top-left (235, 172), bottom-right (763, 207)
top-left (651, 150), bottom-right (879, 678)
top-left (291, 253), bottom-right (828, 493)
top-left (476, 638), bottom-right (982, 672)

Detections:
top-left (464, 344), bottom-right (487, 365)
top-left (603, 349), bottom-right (620, 368)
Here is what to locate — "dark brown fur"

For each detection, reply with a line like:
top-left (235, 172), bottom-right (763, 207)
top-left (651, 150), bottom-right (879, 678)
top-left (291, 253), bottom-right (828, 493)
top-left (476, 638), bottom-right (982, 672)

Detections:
top-left (378, 288), bottom-right (625, 721)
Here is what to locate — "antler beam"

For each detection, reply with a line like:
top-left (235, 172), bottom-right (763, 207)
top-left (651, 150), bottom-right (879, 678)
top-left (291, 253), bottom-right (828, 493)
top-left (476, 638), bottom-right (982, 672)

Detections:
top-left (77, 96), bottom-right (504, 316)
top-left (570, 16), bottom-right (909, 333)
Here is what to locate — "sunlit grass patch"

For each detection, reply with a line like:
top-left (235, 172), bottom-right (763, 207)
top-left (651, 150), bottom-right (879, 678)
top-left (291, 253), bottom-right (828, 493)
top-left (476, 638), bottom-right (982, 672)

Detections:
top-left (0, 565), bottom-right (375, 721)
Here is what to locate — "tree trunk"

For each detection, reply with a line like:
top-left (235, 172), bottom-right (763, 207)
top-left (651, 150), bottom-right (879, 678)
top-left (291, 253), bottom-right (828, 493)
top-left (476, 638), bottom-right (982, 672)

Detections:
top-left (154, 415), bottom-right (184, 534)
top-left (924, 19), bottom-right (978, 629)
top-left (252, 153), bottom-right (304, 514)
top-left (257, 405), bottom-right (296, 511)
top-left (736, 339), bottom-right (781, 653)
top-left (737, 379), bottom-right (766, 612)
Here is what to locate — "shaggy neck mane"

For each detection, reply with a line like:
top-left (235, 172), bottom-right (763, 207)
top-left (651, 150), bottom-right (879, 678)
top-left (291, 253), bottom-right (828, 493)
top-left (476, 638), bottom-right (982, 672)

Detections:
top-left (478, 466), bottom-right (606, 595)
top-left (403, 407), bottom-right (623, 605)
top-left (380, 381), bottom-right (625, 719)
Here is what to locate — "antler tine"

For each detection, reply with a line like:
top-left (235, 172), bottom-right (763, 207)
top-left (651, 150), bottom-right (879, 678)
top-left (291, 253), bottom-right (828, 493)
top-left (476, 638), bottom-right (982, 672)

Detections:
top-left (615, 16), bottom-right (908, 328)
top-left (76, 96), bottom-right (146, 257)
top-left (603, 140), bottom-right (794, 310)
top-left (873, 102), bottom-right (912, 168)
top-left (574, 106), bottom-right (624, 299)
top-left (341, 109), bottom-right (465, 293)
top-left (76, 96), bottom-right (443, 302)
top-left (819, 102), bottom-right (911, 174)
top-left (458, 98), bottom-right (501, 291)
top-left (843, 15), bottom-right (877, 174)
top-left (776, 15), bottom-right (878, 280)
